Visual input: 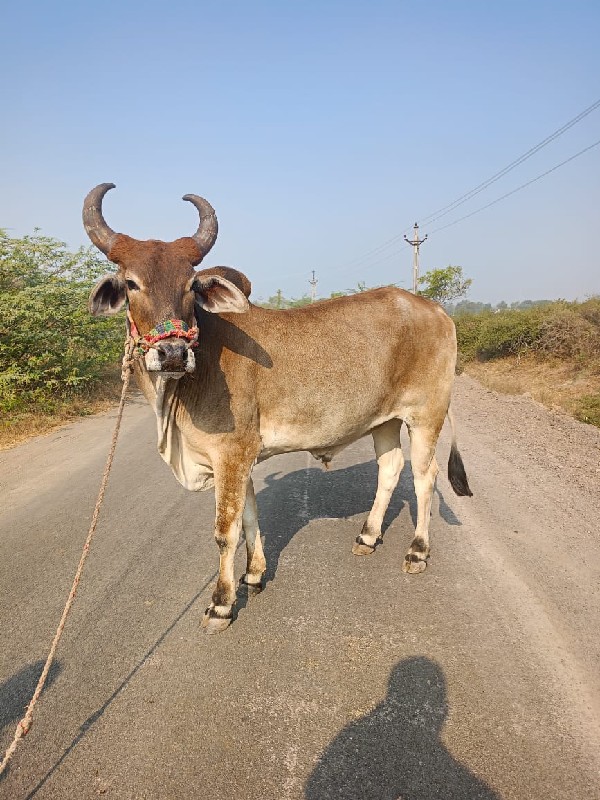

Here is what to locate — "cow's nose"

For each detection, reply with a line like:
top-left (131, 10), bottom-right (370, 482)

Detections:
top-left (156, 340), bottom-right (188, 372)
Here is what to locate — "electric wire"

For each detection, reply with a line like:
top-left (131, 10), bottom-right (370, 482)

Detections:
top-left (315, 97), bottom-right (600, 278)
top-left (338, 136), bottom-right (600, 275)
top-left (428, 137), bottom-right (600, 236)
top-left (417, 97), bottom-right (600, 226)
top-left (271, 99), bottom-right (600, 287)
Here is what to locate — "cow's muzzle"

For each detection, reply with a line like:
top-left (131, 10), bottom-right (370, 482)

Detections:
top-left (146, 339), bottom-right (196, 374)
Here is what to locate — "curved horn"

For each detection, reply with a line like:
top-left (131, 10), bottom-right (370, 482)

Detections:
top-left (182, 194), bottom-right (218, 258)
top-left (82, 183), bottom-right (119, 256)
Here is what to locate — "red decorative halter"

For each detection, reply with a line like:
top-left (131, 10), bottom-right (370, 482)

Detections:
top-left (128, 314), bottom-right (199, 355)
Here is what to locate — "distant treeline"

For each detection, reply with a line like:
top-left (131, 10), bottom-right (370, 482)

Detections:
top-left (448, 299), bottom-right (554, 315)
top-left (259, 291), bottom-right (561, 315)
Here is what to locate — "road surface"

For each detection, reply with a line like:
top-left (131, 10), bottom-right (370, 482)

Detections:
top-left (1, 375), bottom-right (599, 799)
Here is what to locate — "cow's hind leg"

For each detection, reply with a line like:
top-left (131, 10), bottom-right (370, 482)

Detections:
top-left (239, 477), bottom-right (266, 594)
top-left (202, 460), bottom-right (254, 634)
top-left (353, 419), bottom-right (404, 556)
top-left (402, 425), bottom-right (440, 574)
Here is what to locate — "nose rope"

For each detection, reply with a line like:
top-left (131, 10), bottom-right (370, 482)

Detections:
top-left (127, 314), bottom-right (199, 356)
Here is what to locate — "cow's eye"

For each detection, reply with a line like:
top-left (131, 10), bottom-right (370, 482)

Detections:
top-left (126, 279), bottom-right (140, 291)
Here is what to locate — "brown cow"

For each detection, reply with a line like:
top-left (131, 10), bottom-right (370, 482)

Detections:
top-left (84, 183), bottom-right (472, 634)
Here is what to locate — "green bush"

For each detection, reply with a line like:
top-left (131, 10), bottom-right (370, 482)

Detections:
top-left (575, 394), bottom-right (600, 427)
top-left (538, 308), bottom-right (600, 360)
top-left (0, 230), bottom-right (123, 414)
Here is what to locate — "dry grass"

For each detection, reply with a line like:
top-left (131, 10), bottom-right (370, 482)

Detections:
top-left (465, 354), bottom-right (600, 425)
top-left (0, 371), bottom-right (123, 451)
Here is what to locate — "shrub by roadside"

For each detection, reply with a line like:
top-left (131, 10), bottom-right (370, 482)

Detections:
top-left (0, 230), bottom-right (123, 446)
top-left (575, 394), bottom-right (600, 427)
top-left (455, 298), bottom-right (600, 427)
top-left (454, 298), bottom-right (600, 364)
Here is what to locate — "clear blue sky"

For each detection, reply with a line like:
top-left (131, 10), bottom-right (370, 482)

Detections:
top-left (1, 0), bottom-right (599, 303)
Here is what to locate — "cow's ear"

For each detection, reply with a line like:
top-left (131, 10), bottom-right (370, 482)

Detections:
top-left (193, 274), bottom-right (249, 314)
top-left (89, 274), bottom-right (127, 316)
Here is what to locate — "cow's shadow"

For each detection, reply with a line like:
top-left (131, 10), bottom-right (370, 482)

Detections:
top-left (305, 656), bottom-right (500, 800)
top-left (253, 457), bottom-right (461, 585)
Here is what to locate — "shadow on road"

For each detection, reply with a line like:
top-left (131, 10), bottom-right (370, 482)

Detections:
top-left (14, 457), bottom-right (464, 794)
top-left (20, 573), bottom-right (220, 798)
top-left (0, 659), bottom-right (62, 783)
top-left (0, 659), bottom-right (62, 736)
top-left (256, 459), bottom-right (461, 584)
top-left (305, 656), bottom-right (500, 800)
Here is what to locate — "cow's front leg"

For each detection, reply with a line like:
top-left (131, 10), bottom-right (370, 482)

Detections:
top-left (240, 477), bottom-right (266, 593)
top-left (202, 460), bottom-right (254, 634)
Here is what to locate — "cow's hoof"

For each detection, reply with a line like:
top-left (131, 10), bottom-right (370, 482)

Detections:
top-left (402, 553), bottom-right (428, 574)
top-left (352, 534), bottom-right (381, 556)
top-left (239, 575), bottom-right (264, 596)
top-left (352, 540), bottom-right (376, 556)
top-left (201, 607), bottom-right (233, 634)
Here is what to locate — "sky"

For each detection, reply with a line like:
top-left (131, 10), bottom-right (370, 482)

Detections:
top-left (1, 0), bottom-right (599, 304)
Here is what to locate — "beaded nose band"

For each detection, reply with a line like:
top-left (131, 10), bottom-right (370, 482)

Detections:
top-left (128, 315), bottom-right (199, 356)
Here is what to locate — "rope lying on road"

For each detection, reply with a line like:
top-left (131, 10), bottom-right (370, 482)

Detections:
top-left (0, 340), bottom-right (136, 779)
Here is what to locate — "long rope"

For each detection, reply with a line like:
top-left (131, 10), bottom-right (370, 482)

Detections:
top-left (0, 340), bottom-right (135, 779)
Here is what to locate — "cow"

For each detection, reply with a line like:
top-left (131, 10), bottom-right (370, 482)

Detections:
top-left (84, 183), bottom-right (472, 634)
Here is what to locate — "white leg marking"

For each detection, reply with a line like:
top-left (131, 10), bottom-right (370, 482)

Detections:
top-left (242, 477), bottom-right (266, 581)
top-left (363, 420), bottom-right (404, 543)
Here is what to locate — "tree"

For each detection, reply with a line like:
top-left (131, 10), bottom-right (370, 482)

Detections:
top-left (260, 291), bottom-right (313, 309)
top-left (264, 289), bottom-right (286, 308)
top-left (287, 294), bottom-right (313, 308)
top-left (451, 300), bottom-right (492, 315)
top-left (418, 266), bottom-right (472, 305)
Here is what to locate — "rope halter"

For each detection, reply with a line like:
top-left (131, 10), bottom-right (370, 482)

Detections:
top-left (125, 313), bottom-right (199, 374)
top-left (128, 315), bottom-right (199, 356)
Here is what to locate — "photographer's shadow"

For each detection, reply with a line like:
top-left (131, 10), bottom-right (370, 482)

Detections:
top-left (305, 656), bottom-right (500, 800)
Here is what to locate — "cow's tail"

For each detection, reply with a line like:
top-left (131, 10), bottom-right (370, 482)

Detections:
top-left (446, 407), bottom-right (473, 497)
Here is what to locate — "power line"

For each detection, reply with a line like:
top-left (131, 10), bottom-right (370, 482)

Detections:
top-left (318, 97), bottom-right (600, 278)
top-left (331, 136), bottom-right (600, 273)
top-left (271, 99), bottom-right (600, 285)
top-left (313, 229), bottom-right (409, 276)
top-left (271, 229), bottom-right (411, 282)
top-left (428, 137), bottom-right (600, 236)
top-left (328, 133), bottom-right (600, 274)
top-left (418, 97), bottom-right (600, 226)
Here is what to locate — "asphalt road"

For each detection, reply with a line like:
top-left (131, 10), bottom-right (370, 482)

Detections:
top-left (1, 376), bottom-right (599, 799)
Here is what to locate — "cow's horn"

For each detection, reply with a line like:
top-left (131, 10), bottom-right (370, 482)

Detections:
top-left (182, 194), bottom-right (218, 257)
top-left (82, 183), bottom-right (119, 256)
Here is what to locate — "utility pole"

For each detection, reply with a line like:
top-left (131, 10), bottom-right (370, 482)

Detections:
top-left (309, 270), bottom-right (318, 303)
top-left (404, 223), bottom-right (428, 293)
